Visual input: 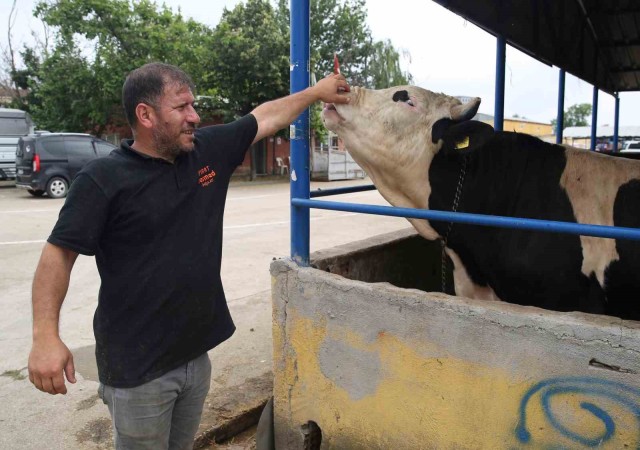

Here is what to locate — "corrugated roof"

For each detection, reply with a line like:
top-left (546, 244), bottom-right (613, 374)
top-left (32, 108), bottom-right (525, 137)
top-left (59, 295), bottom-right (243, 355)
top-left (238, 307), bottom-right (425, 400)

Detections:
top-left (472, 112), bottom-right (551, 126)
top-left (433, 0), bottom-right (640, 94)
top-left (563, 125), bottom-right (640, 138)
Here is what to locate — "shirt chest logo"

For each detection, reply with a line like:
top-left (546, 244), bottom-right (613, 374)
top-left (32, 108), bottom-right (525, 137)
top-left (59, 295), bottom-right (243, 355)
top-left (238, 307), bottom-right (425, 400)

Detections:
top-left (197, 165), bottom-right (216, 187)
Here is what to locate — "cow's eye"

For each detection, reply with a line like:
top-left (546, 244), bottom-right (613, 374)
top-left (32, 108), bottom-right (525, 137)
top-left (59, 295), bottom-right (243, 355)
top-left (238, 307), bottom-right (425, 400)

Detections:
top-left (392, 90), bottom-right (415, 107)
top-left (392, 90), bottom-right (410, 102)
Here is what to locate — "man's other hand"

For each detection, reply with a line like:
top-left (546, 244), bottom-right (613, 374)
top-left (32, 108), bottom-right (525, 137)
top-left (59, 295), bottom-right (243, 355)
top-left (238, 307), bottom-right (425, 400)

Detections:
top-left (28, 337), bottom-right (76, 395)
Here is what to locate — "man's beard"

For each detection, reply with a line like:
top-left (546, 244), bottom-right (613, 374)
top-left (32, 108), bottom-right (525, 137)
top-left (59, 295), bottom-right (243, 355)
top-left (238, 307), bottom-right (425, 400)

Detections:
top-left (152, 126), bottom-right (193, 160)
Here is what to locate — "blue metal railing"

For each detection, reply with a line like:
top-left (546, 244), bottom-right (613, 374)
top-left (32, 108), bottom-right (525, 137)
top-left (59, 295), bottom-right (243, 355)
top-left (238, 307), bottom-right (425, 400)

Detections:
top-left (310, 185), bottom-right (376, 198)
top-left (293, 198), bottom-right (640, 242)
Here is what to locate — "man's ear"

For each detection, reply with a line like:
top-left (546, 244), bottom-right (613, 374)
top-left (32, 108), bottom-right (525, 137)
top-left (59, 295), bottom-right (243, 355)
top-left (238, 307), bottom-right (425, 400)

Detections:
top-left (432, 119), bottom-right (494, 156)
top-left (135, 103), bottom-right (155, 129)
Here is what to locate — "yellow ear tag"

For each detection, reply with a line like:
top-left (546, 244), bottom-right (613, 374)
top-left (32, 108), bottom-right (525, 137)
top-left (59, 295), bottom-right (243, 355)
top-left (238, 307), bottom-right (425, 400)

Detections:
top-left (456, 136), bottom-right (469, 150)
top-left (455, 136), bottom-right (470, 150)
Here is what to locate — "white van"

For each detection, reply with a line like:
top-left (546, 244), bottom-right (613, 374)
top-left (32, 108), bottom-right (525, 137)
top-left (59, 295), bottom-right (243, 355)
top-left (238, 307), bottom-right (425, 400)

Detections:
top-left (616, 140), bottom-right (640, 160)
top-left (622, 140), bottom-right (640, 150)
top-left (0, 108), bottom-right (34, 179)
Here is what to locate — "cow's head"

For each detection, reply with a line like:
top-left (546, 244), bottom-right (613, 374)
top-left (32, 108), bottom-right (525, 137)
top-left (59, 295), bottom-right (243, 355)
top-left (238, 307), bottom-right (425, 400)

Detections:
top-left (321, 85), bottom-right (489, 238)
top-left (322, 85), bottom-right (483, 165)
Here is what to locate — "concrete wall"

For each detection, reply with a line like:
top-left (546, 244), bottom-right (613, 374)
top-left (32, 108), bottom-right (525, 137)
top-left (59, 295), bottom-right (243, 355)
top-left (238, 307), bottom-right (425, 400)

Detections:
top-left (270, 229), bottom-right (640, 449)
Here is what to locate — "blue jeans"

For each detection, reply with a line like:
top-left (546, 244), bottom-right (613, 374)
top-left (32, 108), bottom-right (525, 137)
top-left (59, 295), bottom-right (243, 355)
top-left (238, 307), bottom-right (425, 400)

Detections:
top-left (98, 353), bottom-right (212, 450)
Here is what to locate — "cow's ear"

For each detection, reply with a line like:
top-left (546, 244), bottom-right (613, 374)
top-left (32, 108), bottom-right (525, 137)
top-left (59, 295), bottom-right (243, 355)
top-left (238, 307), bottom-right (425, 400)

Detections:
top-left (436, 120), bottom-right (494, 156)
top-left (431, 118), bottom-right (453, 144)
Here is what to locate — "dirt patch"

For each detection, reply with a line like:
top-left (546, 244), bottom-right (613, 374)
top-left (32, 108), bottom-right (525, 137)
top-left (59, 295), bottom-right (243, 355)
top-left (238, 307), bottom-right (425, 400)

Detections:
top-left (76, 393), bottom-right (100, 411)
top-left (199, 425), bottom-right (257, 449)
top-left (194, 371), bottom-right (272, 449)
top-left (1, 369), bottom-right (27, 381)
top-left (75, 417), bottom-right (113, 449)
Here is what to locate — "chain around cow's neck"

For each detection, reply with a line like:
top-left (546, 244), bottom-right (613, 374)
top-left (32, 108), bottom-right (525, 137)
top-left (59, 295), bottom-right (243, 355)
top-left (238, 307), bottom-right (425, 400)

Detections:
top-left (441, 154), bottom-right (469, 294)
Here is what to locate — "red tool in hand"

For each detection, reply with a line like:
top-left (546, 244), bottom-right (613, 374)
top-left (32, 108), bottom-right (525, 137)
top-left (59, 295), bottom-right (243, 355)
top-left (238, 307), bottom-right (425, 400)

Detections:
top-left (333, 53), bottom-right (340, 75)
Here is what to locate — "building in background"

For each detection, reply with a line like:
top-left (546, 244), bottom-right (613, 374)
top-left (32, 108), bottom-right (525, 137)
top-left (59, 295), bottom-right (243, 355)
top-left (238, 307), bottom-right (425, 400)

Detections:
top-left (456, 96), bottom-right (554, 140)
top-left (562, 126), bottom-right (640, 151)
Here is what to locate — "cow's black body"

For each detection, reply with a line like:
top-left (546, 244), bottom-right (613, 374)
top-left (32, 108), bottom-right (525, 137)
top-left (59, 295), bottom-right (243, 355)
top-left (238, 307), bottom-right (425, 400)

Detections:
top-left (429, 131), bottom-right (640, 320)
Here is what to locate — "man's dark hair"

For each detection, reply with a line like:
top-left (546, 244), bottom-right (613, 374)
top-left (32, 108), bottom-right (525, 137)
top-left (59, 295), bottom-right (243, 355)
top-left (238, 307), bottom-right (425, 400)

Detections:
top-left (122, 62), bottom-right (195, 128)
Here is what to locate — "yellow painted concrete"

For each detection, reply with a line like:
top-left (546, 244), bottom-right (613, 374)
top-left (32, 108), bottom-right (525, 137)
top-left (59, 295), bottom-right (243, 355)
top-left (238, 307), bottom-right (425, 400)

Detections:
top-left (274, 308), bottom-right (639, 449)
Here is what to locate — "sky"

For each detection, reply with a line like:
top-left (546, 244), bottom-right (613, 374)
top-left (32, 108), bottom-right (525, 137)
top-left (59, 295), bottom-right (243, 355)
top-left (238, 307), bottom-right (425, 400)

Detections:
top-left (2, 0), bottom-right (640, 127)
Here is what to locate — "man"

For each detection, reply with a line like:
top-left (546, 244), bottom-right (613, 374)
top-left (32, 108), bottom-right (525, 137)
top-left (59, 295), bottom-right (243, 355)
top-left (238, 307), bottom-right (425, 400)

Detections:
top-left (27, 62), bottom-right (350, 449)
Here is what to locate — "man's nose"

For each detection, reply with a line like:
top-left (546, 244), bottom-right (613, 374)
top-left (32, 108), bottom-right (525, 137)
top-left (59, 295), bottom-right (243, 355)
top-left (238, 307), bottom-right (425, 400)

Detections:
top-left (188, 105), bottom-right (200, 124)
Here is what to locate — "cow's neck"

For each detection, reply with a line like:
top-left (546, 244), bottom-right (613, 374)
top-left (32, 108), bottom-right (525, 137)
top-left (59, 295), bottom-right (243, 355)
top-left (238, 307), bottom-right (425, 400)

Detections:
top-left (363, 148), bottom-right (441, 241)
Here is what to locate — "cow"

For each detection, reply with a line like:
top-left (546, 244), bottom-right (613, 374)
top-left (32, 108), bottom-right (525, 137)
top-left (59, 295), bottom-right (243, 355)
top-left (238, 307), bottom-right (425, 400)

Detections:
top-left (321, 85), bottom-right (640, 321)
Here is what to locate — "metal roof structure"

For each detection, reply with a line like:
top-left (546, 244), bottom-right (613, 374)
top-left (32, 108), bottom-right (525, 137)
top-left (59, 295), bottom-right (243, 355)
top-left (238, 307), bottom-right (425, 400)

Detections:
top-left (432, 0), bottom-right (640, 95)
top-left (563, 125), bottom-right (640, 138)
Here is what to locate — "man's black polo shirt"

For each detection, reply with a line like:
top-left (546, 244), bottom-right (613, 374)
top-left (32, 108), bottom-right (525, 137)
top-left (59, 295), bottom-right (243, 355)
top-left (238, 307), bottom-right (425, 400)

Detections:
top-left (48, 114), bottom-right (258, 388)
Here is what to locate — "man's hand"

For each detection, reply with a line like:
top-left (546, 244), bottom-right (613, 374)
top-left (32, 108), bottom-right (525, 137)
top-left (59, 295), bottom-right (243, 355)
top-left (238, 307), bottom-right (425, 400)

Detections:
top-left (312, 73), bottom-right (351, 105)
top-left (251, 73), bottom-right (351, 143)
top-left (28, 336), bottom-right (76, 395)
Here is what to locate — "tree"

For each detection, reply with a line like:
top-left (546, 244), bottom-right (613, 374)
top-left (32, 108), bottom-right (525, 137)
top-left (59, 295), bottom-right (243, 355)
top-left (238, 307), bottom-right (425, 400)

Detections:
top-left (8, 0), bottom-right (411, 140)
top-left (1, 0), bottom-right (23, 108)
top-left (25, 0), bottom-right (216, 133)
top-left (276, 0), bottom-right (413, 141)
top-left (551, 103), bottom-right (592, 131)
top-left (210, 0), bottom-right (289, 118)
top-left (1, 0), bottom-right (51, 110)
top-left (364, 39), bottom-right (413, 89)
top-left (29, 43), bottom-right (97, 131)
top-left (308, 0), bottom-right (372, 86)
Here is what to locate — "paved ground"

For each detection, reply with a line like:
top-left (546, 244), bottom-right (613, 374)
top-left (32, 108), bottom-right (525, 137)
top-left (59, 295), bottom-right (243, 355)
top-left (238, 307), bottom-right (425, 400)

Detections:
top-left (0, 177), bottom-right (409, 449)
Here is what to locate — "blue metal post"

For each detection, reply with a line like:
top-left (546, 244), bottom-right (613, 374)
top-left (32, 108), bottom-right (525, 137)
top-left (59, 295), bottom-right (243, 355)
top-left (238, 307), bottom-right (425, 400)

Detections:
top-left (613, 94), bottom-right (620, 152)
top-left (556, 70), bottom-right (565, 144)
top-left (290, 0), bottom-right (310, 266)
top-left (590, 86), bottom-right (598, 151)
top-left (494, 36), bottom-right (506, 132)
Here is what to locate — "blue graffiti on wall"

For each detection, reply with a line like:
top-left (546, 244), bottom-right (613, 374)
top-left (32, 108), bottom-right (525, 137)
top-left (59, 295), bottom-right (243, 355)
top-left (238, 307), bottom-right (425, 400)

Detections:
top-left (515, 376), bottom-right (640, 447)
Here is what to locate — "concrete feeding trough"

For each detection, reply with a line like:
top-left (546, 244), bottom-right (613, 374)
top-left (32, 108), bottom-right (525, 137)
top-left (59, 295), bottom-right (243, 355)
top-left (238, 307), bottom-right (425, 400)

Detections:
top-left (270, 228), bottom-right (640, 449)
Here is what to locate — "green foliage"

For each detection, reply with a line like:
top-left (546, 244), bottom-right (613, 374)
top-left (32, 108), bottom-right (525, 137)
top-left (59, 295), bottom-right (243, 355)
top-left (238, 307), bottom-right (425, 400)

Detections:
top-left (29, 43), bottom-right (97, 132)
top-left (551, 103), bottom-right (592, 131)
top-left (276, 0), bottom-right (413, 142)
top-left (27, 0), bottom-right (216, 133)
top-left (210, 0), bottom-right (289, 117)
top-left (309, 0), bottom-right (372, 85)
top-left (366, 39), bottom-right (413, 89)
top-left (8, 48), bottom-right (40, 111)
top-left (11, 0), bottom-right (411, 141)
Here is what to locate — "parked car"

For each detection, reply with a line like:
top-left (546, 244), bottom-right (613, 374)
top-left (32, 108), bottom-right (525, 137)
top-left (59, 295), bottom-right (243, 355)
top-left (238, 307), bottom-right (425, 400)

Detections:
top-left (622, 140), bottom-right (640, 150)
top-left (0, 108), bottom-right (34, 179)
top-left (15, 133), bottom-right (117, 198)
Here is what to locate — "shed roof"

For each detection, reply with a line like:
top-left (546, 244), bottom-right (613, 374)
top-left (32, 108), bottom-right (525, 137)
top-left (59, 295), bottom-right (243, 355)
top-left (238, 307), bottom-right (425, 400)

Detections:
top-left (432, 0), bottom-right (640, 95)
top-left (563, 125), bottom-right (640, 138)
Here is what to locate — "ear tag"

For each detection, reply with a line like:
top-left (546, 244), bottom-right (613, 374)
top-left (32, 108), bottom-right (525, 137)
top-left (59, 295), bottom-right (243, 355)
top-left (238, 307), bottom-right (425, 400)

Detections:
top-left (455, 136), bottom-right (470, 150)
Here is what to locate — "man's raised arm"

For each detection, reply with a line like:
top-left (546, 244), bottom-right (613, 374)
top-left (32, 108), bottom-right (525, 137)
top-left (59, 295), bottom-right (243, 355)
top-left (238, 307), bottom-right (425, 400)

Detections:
top-left (250, 73), bottom-right (350, 144)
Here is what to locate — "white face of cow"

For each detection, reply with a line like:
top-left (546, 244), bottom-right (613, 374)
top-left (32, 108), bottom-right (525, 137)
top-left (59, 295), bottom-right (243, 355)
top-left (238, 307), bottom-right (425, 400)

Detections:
top-left (321, 85), bottom-right (480, 239)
